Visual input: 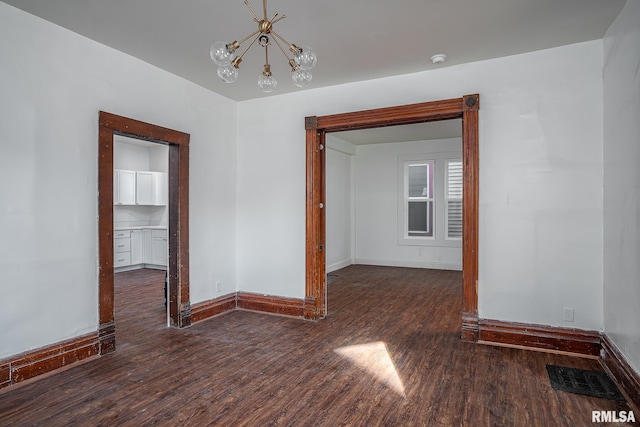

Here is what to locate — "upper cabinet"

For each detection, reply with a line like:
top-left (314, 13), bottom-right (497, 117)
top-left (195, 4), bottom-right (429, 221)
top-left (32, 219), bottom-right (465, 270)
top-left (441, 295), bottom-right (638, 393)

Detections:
top-left (114, 169), bottom-right (167, 206)
top-left (136, 171), bottom-right (168, 206)
top-left (114, 169), bottom-right (136, 205)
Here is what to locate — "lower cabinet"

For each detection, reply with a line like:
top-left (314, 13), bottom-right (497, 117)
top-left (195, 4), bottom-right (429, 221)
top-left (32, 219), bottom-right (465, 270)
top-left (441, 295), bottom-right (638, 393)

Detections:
top-left (143, 229), bottom-right (153, 264)
top-left (130, 229), bottom-right (143, 265)
top-left (114, 230), bottom-right (131, 268)
top-left (151, 230), bottom-right (168, 266)
top-left (115, 228), bottom-right (167, 271)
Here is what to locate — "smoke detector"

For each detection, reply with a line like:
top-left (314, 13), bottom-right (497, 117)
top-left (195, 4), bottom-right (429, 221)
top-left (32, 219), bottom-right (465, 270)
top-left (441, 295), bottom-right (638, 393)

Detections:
top-left (431, 54), bottom-right (447, 64)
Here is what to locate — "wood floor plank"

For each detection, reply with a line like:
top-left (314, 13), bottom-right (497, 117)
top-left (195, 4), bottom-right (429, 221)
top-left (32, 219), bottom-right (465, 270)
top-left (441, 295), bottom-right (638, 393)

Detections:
top-left (0, 266), bottom-right (635, 426)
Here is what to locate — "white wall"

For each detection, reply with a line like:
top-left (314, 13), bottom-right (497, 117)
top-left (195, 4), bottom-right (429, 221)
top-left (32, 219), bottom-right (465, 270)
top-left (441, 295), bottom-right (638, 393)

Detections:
top-left (236, 40), bottom-right (604, 330)
top-left (326, 136), bottom-right (355, 272)
top-left (148, 145), bottom-right (169, 173)
top-left (603, 0), bottom-right (640, 375)
top-left (0, 3), bottom-right (237, 359)
top-left (114, 139), bottom-right (151, 171)
top-left (355, 138), bottom-right (462, 270)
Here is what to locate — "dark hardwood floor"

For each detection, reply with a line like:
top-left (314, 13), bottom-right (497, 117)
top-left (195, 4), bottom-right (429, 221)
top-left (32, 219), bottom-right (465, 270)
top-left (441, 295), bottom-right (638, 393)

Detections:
top-left (0, 266), bottom-right (634, 426)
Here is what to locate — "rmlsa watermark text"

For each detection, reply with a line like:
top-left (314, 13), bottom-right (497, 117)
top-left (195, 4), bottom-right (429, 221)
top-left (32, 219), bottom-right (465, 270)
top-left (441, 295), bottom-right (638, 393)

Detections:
top-left (592, 410), bottom-right (636, 423)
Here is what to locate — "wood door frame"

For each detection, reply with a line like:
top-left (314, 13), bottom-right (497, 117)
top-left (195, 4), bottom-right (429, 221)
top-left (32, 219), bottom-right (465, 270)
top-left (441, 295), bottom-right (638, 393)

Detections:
top-left (98, 111), bottom-right (191, 355)
top-left (305, 94), bottom-right (480, 341)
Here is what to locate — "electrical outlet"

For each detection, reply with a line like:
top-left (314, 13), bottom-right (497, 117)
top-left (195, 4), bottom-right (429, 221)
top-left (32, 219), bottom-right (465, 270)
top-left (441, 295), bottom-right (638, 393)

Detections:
top-left (216, 281), bottom-right (221, 292)
top-left (563, 307), bottom-right (574, 322)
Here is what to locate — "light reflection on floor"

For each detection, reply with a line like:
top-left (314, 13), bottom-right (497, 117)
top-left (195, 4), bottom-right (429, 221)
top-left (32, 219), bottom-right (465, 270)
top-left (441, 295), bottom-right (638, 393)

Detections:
top-left (334, 341), bottom-right (406, 397)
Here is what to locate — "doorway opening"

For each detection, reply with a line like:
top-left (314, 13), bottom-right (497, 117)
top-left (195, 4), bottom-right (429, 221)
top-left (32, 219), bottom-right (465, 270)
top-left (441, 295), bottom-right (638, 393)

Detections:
top-left (304, 95), bottom-right (480, 341)
top-left (98, 112), bottom-right (191, 355)
top-left (113, 136), bottom-right (170, 326)
top-left (324, 119), bottom-right (463, 313)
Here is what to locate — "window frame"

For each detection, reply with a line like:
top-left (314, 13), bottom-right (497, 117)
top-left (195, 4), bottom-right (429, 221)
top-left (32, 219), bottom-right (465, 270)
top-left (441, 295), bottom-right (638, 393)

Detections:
top-left (405, 161), bottom-right (435, 239)
top-left (397, 152), bottom-right (462, 247)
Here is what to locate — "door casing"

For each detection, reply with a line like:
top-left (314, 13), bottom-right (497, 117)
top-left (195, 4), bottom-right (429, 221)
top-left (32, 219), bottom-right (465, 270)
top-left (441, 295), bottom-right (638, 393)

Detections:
top-left (98, 111), bottom-right (191, 355)
top-left (304, 95), bottom-right (480, 341)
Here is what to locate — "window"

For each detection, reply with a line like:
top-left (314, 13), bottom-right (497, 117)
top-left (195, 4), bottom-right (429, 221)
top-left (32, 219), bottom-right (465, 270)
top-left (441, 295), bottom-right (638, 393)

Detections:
top-left (398, 154), bottom-right (462, 246)
top-left (406, 162), bottom-right (434, 237)
top-left (446, 160), bottom-right (463, 240)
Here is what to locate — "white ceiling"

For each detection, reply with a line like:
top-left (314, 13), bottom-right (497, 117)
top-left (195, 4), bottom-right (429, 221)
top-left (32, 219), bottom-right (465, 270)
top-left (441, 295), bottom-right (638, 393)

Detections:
top-left (3, 0), bottom-right (625, 103)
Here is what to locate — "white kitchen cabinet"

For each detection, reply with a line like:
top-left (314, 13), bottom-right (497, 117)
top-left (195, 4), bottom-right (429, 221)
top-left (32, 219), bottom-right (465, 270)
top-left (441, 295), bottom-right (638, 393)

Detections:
top-left (130, 229), bottom-right (143, 265)
top-left (115, 227), bottom-right (167, 271)
top-left (114, 252), bottom-right (131, 268)
top-left (136, 171), bottom-right (167, 206)
top-left (114, 231), bottom-right (131, 268)
top-left (114, 169), bottom-right (136, 205)
top-left (114, 237), bottom-right (130, 253)
top-left (155, 172), bottom-right (168, 206)
top-left (114, 230), bottom-right (130, 239)
top-left (142, 229), bottom-right (153, 264)
top-left (151, 229), bottom-right (168, 266)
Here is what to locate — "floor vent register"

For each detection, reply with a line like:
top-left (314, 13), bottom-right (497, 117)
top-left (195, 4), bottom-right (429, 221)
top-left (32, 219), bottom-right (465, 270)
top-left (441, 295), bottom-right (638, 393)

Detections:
top-left (546, 365), bottom-right (625, 402)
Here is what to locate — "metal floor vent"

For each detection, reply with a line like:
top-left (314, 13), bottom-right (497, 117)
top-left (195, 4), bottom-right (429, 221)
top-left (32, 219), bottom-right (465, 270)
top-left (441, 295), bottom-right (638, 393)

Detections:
top-left (546, 365), bottom-right (625, 402)
top-left (327, 274), bottom-right (338, 283)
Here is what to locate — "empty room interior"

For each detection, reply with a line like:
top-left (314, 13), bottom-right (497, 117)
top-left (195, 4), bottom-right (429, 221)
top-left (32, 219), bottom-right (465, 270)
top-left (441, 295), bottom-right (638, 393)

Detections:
top-left (0, 0), bottom-right (639, 425)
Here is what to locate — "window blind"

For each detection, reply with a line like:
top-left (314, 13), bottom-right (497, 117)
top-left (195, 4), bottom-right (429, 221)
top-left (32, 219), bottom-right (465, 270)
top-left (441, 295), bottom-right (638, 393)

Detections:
top-left (447, 161), bottom-right (463, 239)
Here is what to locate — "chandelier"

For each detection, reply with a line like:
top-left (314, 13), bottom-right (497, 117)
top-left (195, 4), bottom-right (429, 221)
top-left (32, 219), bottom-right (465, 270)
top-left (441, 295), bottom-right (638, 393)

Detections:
top-left (210, 0), bottom-right (318, 93)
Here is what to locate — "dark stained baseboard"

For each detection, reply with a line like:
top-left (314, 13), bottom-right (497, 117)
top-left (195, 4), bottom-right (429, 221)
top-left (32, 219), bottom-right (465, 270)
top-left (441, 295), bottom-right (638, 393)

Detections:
top-left (191, 292), bottom-right (306, 324)
top-left (237, 292), bottom-right (305, 318)
top-left (601, 334), bottom-right (640, 412)
top-left (191, 294), bottom-right (237, 323)
top-left (99, 321), bottom-right (116, 355)
top-left (478, 318), bottom-right (601, 357)
top-left (0, 332), bottom-right (100, 390)
top-left (461, 312), bottom-right (479, 342)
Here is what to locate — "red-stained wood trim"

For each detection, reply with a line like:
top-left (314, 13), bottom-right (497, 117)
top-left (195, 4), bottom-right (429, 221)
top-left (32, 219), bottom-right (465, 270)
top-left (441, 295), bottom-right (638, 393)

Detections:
top-left (191, 292), bottom-right (307, 324)
top-left (461, 94), bottom-right (480, 341)
top-left (478, 319), bottom-right (601, 357)
top-left (98, 321), bottom-right (115, 355)
top-left (305, 116), bottom-right (323, 319)
top-left (462, 312), bottom-right (480, 342)
top-left (0, 362), bottom-right (9, 388)
top-left (99, 112), bottom-right (190, 146)
top-left (306, 95), bottom-right (480, 336)
top-left (303, 296), bottom-right (318, 320)
top-left (237, 293), bottom-right (305, 318)
top-left (601, 334), bottom-right (640, 412)
top-left (0, 333), bottom-right (100, 390)
top-left (316, 98), bottom-right (465, 132)
top-left (191, 294), bottom-right (238, 323)
top-left (98, 111), bottom-right (191, 347)
top-left (98, 124), bottom-right (115, 332)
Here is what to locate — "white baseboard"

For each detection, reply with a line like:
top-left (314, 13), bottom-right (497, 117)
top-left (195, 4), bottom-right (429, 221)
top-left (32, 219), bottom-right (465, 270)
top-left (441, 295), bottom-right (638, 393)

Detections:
top-left (115, 263), bottom-right (167, 273)
top-left (355, 258), bottom-right (462, 271)
top-left (327, 259), bottom-right (353, 273)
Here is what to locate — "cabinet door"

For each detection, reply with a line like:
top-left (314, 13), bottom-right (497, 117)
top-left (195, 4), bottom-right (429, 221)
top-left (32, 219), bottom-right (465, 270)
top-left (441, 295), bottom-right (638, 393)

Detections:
top-left (130, 229), bottom-right (143, 265)
top-left (142, 229), bottom-right (153, 264)
top-left (154, 172), bottom-right (168, 206)
top-left (152, 232), bottom-right (168, 266)
top-left (117, 170), bottom-right (136, 205)
top-left (136, 172), bottom-right (154, 205)
top-left (114, 252), bottom-right (131, 268)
